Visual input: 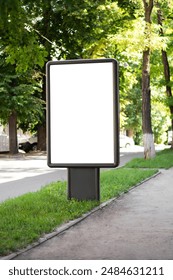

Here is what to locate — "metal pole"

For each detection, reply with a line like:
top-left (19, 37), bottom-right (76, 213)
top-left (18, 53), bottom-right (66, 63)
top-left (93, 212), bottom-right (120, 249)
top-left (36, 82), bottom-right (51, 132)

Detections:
top-left (68, 168), bottom-right (100, 201)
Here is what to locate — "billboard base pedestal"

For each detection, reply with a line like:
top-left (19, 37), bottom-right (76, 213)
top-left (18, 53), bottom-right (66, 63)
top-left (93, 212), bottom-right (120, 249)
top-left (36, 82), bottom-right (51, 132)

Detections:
top-left (68, 168), bottom-right (100, 201)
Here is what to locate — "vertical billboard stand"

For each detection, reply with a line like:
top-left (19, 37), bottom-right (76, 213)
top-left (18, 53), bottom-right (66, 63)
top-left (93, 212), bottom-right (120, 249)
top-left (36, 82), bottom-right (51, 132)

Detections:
top-left (46, 58), bottom-right (119, 201)
top-left (68, 168), bottom-right (100, 201)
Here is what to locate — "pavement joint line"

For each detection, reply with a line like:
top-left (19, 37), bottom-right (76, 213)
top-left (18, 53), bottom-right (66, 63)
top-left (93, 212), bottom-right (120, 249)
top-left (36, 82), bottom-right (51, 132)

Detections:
top-left (0, 170), bottom-right (161, 260)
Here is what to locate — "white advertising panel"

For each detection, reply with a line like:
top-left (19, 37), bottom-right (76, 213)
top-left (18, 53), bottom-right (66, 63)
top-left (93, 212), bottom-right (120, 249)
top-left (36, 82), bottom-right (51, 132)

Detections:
top-left (47, 59), bottom-right (119, 167)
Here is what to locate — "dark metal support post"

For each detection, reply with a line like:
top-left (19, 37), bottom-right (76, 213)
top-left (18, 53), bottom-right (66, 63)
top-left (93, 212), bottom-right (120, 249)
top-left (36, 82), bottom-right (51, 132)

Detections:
top-left (68, 168), bottom-right (100, 201)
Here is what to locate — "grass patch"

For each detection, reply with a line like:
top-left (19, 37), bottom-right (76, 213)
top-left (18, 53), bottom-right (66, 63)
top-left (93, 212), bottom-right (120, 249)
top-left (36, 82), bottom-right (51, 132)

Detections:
top-left (100, 168), bottom-right (157, 201)
top-left (0, 167), bottom-right (157, 256)
top-left (0, 182), bottom-right (98, 256)
top-left (125, 148), bottom-right (173, 169)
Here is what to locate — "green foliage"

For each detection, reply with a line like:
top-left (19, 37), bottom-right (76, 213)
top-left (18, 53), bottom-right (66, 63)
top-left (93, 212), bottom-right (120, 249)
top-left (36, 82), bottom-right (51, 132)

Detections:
top-left (0, 55), bottom-right (44, 131)
top-left (165, 96), bottom-right (173, 107)
top-left (104, 1), bottom-right (173, 142)
top-left (0, 0), bottom-right (173, 143)
top-left (151, 97), bottom-right (170, 143)
top-left (117, 0), bottom-right (142, 18)
top-left (0, 0), bottom-right (47, 73)
top-left (5, 43), bottom-right (47, 73)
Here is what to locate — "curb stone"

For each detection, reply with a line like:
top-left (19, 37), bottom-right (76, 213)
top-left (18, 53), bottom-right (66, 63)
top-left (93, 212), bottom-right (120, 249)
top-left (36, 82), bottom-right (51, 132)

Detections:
top-left (0, 170), bottom-right (160, 260)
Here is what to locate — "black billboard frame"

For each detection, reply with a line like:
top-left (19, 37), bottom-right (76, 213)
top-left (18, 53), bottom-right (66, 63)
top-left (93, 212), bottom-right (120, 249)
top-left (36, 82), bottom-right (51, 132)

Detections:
top-left (46, 58), bottom-right (119, 169)
top-left (46, 58), bottom-right (119, 201)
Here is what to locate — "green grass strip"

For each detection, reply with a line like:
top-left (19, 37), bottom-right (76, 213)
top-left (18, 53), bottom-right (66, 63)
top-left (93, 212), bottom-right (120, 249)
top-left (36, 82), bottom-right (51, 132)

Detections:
top-left (0, 167), bottom-right (157, 256)
top-left (125, 148), bottom-right (173, 169)
top-left (100, 168), bottom-right (157, 201)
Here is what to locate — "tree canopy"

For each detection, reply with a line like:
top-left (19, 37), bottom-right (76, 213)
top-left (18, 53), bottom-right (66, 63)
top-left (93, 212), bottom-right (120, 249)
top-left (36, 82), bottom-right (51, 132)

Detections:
top-left (0, 0), bottom-right (173, 154)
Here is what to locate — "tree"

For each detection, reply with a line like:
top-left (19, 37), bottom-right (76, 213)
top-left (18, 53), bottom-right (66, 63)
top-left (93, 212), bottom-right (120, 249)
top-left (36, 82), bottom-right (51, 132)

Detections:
top-left (0, 0), bottom-right (47, 153)
top-left (142, 0), bottom-right (155, 158)
top-left (0, 54), bottom-right (44, 154)
top-left (1, 0), bottom-right (172, 154)
top-left (2, 0), bottom-right (119, 151)
top-left (15, 0), bottom-right (123, 150)
top-left (106, 1), bottom-right (169, 153)
top-left (156, 1), bottom-right (173, 148)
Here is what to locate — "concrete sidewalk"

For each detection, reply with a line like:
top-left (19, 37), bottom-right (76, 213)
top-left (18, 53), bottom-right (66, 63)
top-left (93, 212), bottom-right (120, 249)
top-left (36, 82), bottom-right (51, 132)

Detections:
top-left (6, 167), bottom-right (173, 260)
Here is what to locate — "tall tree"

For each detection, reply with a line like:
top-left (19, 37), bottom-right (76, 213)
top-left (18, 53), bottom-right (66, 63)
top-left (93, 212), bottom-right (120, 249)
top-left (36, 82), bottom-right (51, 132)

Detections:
top-left (142, 0), bottom-right (155, 158)
top-left (111, 0), bottom-right (170, 150)
top-left (1, 0), bottom-right (116, 151)
top-left (0, 0), bottom-right (46, 153)
top-left (156, 1), bottom-right (173, 148)
top-left (0, 54), bottom-right (44, 154)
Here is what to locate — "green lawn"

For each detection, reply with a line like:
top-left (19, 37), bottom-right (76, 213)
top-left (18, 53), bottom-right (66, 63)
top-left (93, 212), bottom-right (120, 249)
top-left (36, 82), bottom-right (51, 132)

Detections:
top-left (0, 167), bottom-right (157, 256)
top-left (125, 148), bottom-right (173, 169)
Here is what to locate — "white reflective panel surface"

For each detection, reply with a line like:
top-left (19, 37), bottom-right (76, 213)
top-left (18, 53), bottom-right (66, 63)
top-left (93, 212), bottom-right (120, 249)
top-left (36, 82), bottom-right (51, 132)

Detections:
top-left (49, 61), bottom-right (115, 165)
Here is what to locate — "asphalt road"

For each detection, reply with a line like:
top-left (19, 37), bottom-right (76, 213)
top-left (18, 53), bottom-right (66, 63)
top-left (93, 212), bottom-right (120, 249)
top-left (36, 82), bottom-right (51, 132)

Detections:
top-left (0, 154), bottom-right (67, 202)
top-left (0, 145), bottom-right (164, 202)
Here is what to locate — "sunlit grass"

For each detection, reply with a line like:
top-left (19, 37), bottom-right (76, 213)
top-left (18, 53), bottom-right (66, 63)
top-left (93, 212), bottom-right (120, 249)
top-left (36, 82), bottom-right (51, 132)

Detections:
top-left (0, 166), bottom-right (158, 256)
top-left (125, 148), bottom-right (173, 169)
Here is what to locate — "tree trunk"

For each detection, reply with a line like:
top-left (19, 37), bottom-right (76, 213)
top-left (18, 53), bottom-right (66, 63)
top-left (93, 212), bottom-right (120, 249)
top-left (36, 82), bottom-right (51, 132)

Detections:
top-left (126, 129), bottom-right (134, 138)
top-left (157, 5), bottom-right (173, 149)
top-left (37, 61), bottom-right (47, 151)
top-left (37, 120), bottom-right (46, 151)
top-left (37, 3), bottom-right (52, 151)
top-left (142, 0), bottom-right (155, 159)
top-left (9, 111), bottom-right (18, 154)
top-left (171, 119), bottom-right (173, 148)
